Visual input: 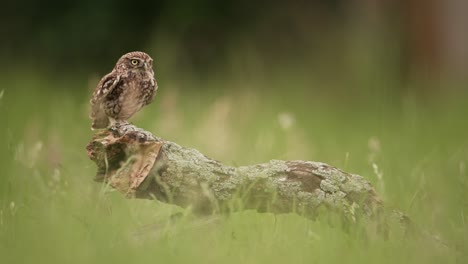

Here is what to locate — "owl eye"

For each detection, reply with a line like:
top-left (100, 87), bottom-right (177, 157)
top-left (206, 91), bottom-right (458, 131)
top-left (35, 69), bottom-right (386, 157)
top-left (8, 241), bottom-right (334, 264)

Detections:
top-left (130, 59), bottom-right (139, 66)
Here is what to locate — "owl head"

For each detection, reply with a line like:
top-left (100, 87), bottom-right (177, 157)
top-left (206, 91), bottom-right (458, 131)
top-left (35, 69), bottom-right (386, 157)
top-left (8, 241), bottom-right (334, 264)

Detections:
top-left (115, 51), bottom-right (154, 72)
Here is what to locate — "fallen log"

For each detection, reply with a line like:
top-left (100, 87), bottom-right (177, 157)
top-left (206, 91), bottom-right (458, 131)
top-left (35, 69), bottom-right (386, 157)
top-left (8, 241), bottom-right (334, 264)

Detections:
top-left (86, 124), bottom-right (411, 235)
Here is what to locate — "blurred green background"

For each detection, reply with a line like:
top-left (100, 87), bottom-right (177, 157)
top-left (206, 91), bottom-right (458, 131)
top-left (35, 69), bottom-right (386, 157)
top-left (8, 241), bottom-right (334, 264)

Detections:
top-left (1, 1), bottom-right (467, 263)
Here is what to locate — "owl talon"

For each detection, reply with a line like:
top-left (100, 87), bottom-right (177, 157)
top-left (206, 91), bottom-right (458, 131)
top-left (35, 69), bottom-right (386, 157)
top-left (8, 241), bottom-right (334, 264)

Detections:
top-left (107, 122), bottom-right (156, 142)
top-left (137, 130), bottom-right (155, 142)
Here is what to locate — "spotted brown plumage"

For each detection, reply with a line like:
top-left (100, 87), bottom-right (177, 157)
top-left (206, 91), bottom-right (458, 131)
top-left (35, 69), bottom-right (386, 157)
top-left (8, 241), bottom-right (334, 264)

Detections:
top-left (90, 51), bottom-right (157, 129)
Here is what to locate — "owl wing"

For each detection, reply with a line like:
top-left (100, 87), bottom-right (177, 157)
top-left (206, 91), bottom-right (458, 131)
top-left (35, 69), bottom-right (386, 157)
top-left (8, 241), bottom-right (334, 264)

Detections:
top-left (143, 78), bottom-right (158, 106)
top-left (90, 73), bottom-right (120, 129)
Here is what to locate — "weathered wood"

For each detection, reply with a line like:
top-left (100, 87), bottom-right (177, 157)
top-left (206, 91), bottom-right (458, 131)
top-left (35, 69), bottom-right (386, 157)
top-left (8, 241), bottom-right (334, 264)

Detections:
top-left (85, 124), bottom-right (454, 249)
top-left (86, 124), bottom-right (387, 220)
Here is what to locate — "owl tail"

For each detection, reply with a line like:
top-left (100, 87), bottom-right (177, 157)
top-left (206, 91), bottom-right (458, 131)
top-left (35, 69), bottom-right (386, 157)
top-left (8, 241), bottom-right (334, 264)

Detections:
top-left (91, 116), bottom-right (109, 130)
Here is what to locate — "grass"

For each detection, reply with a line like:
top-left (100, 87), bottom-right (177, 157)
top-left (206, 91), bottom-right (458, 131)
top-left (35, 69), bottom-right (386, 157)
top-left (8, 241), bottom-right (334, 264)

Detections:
top-left (0, 70), bottom-right (467, 264)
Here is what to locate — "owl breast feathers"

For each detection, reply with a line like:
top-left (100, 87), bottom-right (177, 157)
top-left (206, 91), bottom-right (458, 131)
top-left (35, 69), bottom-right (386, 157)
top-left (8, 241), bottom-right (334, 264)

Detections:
top-left (90, 51), bottom-right (157, 129)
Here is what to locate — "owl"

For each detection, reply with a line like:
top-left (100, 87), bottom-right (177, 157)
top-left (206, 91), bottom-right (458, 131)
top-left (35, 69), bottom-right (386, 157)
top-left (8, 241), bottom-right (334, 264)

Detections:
top-left (90, 51), bottom-right (157, 129)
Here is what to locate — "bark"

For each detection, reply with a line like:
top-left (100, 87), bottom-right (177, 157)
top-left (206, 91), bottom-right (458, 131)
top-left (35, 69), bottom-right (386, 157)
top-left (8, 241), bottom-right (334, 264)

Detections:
top-left (86, 124), bottom-right (413, 235)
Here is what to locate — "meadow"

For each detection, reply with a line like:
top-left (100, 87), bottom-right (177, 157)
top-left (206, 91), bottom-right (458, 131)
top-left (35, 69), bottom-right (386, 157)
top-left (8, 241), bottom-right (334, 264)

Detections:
top-left (0, 66), bottom-right (467, 263)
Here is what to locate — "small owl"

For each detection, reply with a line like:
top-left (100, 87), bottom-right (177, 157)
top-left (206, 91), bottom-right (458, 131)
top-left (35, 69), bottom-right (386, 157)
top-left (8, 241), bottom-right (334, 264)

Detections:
top-left (90, 51), bottom-right (157, 129)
